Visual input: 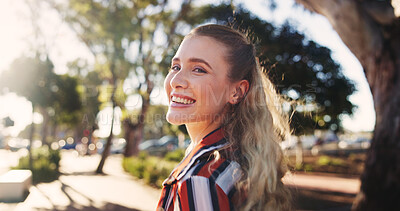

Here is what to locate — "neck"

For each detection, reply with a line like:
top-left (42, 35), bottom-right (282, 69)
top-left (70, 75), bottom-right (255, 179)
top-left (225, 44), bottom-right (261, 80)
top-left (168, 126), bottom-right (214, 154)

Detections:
top-left (185, 118), bottom-right (223, 145)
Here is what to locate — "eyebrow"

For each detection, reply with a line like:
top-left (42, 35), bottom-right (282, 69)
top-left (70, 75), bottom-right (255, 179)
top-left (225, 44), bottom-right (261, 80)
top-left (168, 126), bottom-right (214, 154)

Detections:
top-left (172, 57), bottom-right (213, 70)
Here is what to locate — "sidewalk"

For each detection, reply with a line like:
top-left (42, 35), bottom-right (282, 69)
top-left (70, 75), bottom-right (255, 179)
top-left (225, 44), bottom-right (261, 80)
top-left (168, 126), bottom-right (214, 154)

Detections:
top-left (0, 150), bottom-right (361, 211)
top-left (0, 151), bottom-right (160, 211)
top-left (284, 172), bottom-right (360, 194)
top-left (284, 172), bottom-right (360, 210)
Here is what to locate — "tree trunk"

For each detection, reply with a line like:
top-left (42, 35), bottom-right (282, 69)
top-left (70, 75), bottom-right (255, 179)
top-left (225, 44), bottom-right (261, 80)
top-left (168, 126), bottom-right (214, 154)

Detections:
top-left (28, 104), bottom-right (35, 171)
top-left (123, 95), bottom-right (150, 157)
top-left (96, 103), bottom-right (115, 174)
top-left (353, 39), bottom-right (400, 211)
top-left (96, 80), bottom-right (117, 174)
top-left (40, 107), bottom-right (49, 146)
top-left (295, 0), bottom-right (400, 210)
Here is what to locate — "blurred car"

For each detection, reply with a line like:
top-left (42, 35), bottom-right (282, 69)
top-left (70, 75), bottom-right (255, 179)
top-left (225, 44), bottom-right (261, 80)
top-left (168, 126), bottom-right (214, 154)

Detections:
top-left (139, 139), bottom-right (159, 151)
top-left (139, 136), bottom-right (178, 156)
top-left (338, 138), bottom-right (371, 150)
top-left (111, 138), bottom-right (126, 154)
top-left (97, 138), bottom-right (127, 154)
top-left (311, 139), bottom-right (340, 156)
top-left (0, 134), bottom-right (4, 148)
top-left (59, 137), bottom-right (77, 150)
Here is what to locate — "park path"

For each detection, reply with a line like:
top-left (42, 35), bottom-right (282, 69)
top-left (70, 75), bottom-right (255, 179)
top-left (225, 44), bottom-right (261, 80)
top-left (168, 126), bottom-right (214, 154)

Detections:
top-left (283, 172), bottom-right (360, 195)
top-left (0, 151), bottom-right (160, 211)
top-left (1, 149), bottom-right (361, 211)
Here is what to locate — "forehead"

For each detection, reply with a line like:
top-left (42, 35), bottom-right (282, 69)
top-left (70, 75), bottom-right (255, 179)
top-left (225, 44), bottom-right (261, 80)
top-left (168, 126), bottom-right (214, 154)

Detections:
top-left (174, 36), bottom-right (228, 67)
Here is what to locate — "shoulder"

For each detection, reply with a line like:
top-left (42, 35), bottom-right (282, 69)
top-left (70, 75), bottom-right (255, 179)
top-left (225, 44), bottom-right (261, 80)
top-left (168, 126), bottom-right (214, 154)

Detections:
top-left (180, 158), bottom-right (242, 194)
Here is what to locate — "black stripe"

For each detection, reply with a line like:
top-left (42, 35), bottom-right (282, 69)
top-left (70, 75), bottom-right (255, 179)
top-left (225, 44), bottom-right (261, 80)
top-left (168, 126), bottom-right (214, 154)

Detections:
top-left (161, 185), bottom-right (172, 208)
top-left (177, 138), bottom-right (228, 179)
top-left (192, 138), bottom-right (227, 160)
top-left (209, 179), bottom-right (220, 211)
top-left (186, 178), bottom-right (196, 211)
top-left (192, 160), bottom-right (208, 175)
top-left (227, 186), bottom-right (237, 210)
top-left (210, 160), bottom-right (231, 181)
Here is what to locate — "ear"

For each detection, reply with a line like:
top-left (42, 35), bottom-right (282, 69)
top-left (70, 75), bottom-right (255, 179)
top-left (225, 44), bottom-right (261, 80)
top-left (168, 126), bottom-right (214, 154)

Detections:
top-left (229, 80), bottom-right (249, 104)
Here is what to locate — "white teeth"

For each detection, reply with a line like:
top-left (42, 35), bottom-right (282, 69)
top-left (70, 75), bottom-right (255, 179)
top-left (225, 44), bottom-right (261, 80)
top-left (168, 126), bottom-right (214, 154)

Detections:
top-left (171, 96), bottom-right (195, 104)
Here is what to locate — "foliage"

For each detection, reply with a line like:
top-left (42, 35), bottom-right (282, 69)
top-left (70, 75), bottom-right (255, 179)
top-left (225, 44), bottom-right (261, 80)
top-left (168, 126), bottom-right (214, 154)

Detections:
top-left (164, 148), bottom-right (186, 162)
top-left (122, 151), bottom-right (177, 188)
top-left (185, 4), bottom-right (356, 135)
top-left (13, 147), bottom-right (61, 184)
top-left (0, 56), bottom-right (56, 107)
top-left (0, 56), bottom-right (83, 137)
top-left (52, 0), bottom-right (190, 159)
top-left (67, 60), bottom-right (102, 133)
top-left (289, 154), bottom-right (365, 176)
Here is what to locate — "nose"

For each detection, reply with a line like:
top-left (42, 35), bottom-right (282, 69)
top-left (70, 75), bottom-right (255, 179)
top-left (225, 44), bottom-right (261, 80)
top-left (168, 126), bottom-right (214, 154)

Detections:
top-left (170, 69), bottom-right (189, 89)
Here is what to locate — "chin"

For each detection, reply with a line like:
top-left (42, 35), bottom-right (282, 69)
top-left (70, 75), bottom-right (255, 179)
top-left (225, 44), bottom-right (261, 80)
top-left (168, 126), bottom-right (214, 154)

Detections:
top-left (166, 112), bottom-right (187, 125)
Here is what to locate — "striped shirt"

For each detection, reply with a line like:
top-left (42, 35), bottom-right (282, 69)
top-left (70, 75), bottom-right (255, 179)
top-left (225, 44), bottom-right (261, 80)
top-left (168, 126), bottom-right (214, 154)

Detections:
top-left (157, 128), bottom-right (242, 211)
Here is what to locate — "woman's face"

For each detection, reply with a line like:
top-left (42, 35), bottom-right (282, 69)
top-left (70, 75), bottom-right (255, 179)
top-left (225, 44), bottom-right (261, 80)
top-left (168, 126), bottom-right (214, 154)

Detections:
top-left (164, 35), bottom-right (234, 125)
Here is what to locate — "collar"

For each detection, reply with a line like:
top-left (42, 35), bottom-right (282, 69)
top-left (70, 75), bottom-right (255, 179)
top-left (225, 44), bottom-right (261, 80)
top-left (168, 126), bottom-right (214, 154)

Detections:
top-left (163, 127), bottom-right (227, 185)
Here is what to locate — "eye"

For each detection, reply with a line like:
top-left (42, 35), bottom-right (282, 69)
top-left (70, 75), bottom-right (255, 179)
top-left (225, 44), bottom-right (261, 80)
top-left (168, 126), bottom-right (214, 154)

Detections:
top-left (193, 67), bottom-right (207, 74)
top-left (170, 65), bottom-right (180, 72)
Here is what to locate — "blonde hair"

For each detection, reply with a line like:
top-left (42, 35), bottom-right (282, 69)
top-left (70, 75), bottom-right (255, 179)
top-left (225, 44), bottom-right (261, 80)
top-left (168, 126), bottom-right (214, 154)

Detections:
top-left (187, 24), bottom-right (292, 210)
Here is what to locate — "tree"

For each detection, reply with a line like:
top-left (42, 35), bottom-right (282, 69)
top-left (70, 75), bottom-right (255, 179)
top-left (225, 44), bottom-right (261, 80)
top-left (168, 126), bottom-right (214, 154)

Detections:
top-left (186, 4), bottom-right (356, 135)
top-left (294, 0), bottom-right (400, 210)
top-left (51, 0), bottom-right (193, 173)
top-left (67, 60), bottom-right (102, 154)
top-left (0, 56), bottom-right (81, 168)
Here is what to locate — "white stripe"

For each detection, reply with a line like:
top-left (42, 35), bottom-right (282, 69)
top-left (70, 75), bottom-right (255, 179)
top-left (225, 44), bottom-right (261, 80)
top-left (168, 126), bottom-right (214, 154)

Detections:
top-left (191, 176), bottom-right (214, 211)
top-left (174, 191), bottom-right (181, 211)
top-left (179, 161), bottom-right (198, 183)
top-left (215, 161), bottom-right (241, 194)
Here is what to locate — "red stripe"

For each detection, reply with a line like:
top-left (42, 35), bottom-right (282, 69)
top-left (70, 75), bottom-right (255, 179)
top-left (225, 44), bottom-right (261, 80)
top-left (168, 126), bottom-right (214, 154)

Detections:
top-left (157, 128), bottom-right (227, 210)
top-left (178, 181), bottom-right (190, 210)
top-left (197, 158), bottom-right (226, 178)
top-left (216, 184), bottom-right (231, 211)
top-left (172, 128), bottom-right (225, 178)
top-left (156, 188), bottom-right (166, 209)
top-left (200, 127), bottom-right (225, 146)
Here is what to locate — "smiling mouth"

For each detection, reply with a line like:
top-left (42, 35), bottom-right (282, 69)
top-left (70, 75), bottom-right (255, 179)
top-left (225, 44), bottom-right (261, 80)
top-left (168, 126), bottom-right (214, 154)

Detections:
top-left (171, 96), bottom-right (196, 104)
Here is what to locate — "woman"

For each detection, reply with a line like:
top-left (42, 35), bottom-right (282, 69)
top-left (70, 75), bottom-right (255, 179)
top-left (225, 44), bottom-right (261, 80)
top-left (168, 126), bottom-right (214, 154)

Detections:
top-left (157, 24), bottom-right (291, 211)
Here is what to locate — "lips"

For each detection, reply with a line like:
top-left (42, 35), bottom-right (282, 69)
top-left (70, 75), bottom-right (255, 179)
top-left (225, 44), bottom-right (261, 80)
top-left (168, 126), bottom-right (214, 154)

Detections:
top-left (171, 94), bottom-right (196, 105)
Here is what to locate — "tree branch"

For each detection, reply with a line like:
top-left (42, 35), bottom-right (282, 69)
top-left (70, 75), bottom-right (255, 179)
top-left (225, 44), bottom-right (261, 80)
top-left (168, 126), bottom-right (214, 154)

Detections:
top-left (295, 0), bottom-right (384, 73)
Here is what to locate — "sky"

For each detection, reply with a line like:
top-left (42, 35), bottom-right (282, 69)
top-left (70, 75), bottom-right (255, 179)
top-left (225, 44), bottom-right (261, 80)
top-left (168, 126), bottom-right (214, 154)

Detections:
top-left (0, 0), bottom-right (376, 137)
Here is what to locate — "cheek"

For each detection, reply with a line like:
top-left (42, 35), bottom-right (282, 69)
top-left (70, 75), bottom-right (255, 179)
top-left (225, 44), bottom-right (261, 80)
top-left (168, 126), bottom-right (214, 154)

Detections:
top-left (200, 83), bottom-right (230, 107)
top-left (164, 73), bottom-right (172, 96)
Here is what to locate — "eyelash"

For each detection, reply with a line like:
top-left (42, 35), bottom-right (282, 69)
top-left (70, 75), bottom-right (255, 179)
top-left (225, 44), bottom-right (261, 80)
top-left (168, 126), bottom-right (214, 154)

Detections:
top-left (169, 65), bottom-right (207, 74)
top-left (170, 65), bottom-right (180, 71)
top-left (193, 67), bottom-right (206, 73)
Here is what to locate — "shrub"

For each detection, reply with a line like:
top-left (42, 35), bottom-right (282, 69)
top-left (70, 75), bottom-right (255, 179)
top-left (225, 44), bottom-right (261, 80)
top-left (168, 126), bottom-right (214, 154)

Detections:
top-left (164, 149), bottom-right (185, 162)
top-left (123, 152), bottom-right (178, 188)
top-left (13, 146), bottom-right (61, 184)
top-left (317, 155), bottom-right (345, 166)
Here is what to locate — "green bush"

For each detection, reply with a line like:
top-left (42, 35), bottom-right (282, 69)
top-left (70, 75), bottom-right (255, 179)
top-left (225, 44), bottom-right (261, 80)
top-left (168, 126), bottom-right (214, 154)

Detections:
top-left (164, 149), bottom-right (186, 162)
top-left (123, 152), bottom-right (178, 187)
top-left (13, 146), bottom-right (61, 184)
top-left (317, 155), bottom-right (345, 167)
